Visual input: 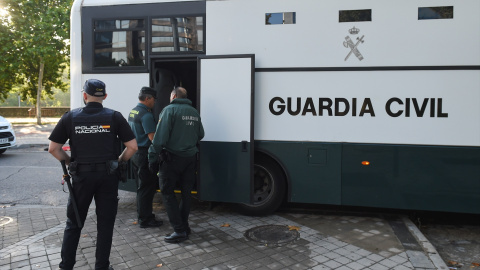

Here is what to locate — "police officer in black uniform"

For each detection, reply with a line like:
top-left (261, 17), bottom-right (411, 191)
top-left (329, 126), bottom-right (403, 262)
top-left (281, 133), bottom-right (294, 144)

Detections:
top-left (128, 87), bottom-right (163, 228)
top-left (48, 79), bottom-right (138, 270)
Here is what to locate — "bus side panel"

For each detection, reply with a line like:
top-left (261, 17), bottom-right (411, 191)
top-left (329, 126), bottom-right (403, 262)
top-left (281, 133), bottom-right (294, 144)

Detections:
top-left (342, 144), bottom-right (480, 214)
top-left (207, 0), bottom-right (480, 68)
top-left (255, 70), bottom-right (480, 147)
top-left (256, 141), bottom-right (342, 205)
top-left (200, 141), bottom-right (251, 203)
top-left (74, 74), bottom-right (150, 118)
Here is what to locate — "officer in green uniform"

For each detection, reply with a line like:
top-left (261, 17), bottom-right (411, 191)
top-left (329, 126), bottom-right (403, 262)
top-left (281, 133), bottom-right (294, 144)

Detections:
top-left (149, 86), bottom-right (204, 243)
top-left (128, 87), bottom-right (163, 228)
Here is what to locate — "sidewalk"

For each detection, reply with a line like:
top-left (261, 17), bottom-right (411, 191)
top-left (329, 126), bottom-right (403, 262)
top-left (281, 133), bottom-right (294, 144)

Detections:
top-left (7, 117), bottom-right (59, 148)
top-left (6, 117), bottom-right (60, 125)
top-left (0, 199), bottom-right (448, 270)
top-left (1, 117), bottom-right (449, 270)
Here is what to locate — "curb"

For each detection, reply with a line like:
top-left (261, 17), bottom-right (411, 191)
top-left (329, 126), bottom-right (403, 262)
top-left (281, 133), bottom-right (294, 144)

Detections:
top-left (12, 144), bottom-right (49, 149)
top-left (402, 216), bottom-right (449, 270)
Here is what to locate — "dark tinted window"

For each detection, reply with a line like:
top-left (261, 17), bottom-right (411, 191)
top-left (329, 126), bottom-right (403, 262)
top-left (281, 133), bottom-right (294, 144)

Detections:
top-left (418, 6), bottom-right (453, 20)
top-left (151, 16), bottom-right (204, 53)
top-left (94, 20), bottom-right (146, 67)
top-left (339, 9), bottom-right (372, 22)
top-left (94, 19), bottom-right (144, 30)
top-left (266, 12), bottom-right (296, 25)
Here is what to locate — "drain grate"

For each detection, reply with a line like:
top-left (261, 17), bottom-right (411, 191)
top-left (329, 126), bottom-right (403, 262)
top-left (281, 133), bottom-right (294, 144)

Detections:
top-left (244, 225), bottom-right (300, 246)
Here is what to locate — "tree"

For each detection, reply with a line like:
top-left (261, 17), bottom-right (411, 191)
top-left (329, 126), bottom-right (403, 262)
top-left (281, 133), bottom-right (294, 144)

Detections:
top-left (0, 18), bottom-right (18, 101)
top-left (0, 0), bottom-right (72, 124)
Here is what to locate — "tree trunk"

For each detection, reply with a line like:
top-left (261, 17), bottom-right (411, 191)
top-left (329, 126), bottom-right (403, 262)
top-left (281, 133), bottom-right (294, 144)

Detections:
top-left (36, 60), bottom-right (44, 125)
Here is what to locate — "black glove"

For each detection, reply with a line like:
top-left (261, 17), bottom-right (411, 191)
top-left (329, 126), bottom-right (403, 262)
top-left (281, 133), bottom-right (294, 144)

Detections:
top-left (149, 161), bottom-right (159, 174)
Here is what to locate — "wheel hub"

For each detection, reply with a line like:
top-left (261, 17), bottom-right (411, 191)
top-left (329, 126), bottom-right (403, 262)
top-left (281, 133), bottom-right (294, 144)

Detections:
top-left (253, 164), bottom-right (274, 204)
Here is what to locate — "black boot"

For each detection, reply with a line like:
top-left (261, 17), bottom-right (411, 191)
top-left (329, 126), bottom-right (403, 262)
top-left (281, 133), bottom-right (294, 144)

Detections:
top-left (164, 231), bottom-right (188, 243)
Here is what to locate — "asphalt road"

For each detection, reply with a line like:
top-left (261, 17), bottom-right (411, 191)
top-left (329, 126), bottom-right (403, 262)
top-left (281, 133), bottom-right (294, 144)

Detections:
top-left (1, 146), bottom-right (479, 269)
top-left (0, 145), bottom-right (136, 206)
top-left (416, 212), bottom-right (480, 269)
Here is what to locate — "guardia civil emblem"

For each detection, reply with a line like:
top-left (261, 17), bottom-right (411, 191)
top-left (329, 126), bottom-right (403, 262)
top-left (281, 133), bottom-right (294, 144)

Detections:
top-left (343, 27), bottom-right (365, 61)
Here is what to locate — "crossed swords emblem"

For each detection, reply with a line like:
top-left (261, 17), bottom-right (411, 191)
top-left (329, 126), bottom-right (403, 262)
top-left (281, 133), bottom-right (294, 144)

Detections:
top-left (343, 30), bottom-right (365, 61)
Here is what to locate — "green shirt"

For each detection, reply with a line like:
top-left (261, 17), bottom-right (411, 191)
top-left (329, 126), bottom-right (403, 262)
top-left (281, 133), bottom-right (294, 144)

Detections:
top-left (128, 103), bottom-right (156, 147)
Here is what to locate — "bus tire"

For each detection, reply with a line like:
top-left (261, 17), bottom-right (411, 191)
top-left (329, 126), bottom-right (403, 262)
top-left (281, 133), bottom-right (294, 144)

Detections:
top-left (236, 156), bottom-right (286, 216)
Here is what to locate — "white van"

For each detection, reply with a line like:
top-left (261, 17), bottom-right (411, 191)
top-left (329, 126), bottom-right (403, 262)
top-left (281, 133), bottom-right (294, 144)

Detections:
top-left (0, 116), bottom-right (17, 154)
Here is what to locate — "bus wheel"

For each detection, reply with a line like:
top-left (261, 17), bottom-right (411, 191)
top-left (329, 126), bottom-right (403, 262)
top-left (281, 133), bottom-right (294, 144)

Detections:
top-left (236, 157), bottom-right (286, 216)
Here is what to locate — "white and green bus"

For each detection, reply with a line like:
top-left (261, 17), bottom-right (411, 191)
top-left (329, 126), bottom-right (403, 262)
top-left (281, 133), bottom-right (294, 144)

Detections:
top-left (70, 0), bottom-right (480, 215)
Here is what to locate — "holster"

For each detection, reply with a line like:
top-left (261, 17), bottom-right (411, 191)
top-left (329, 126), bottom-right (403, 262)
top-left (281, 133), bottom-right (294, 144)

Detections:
top-left (106, 160), bottom-right (118, 175)
top-left (159, 149), bottom-right (172, 163)
top-left (108, 160), bottom-right (127, 183)
top-left (68, 161), bottom-right (78, 176)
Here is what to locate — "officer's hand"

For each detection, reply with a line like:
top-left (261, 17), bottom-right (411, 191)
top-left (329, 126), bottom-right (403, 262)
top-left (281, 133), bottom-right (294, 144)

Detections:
top-left (149, 162), bottom-right (159, 174)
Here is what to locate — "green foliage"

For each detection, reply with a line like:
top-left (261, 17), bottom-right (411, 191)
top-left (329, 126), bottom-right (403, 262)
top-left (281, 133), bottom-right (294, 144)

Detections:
top-left (0, 20), bottom-right (18, 101)
top-left (0, 87), bottom-right (70, 107)
top-left (0, 0), bottom-right (73, 104)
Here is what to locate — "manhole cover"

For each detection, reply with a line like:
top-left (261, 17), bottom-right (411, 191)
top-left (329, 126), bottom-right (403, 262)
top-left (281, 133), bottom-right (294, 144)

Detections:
top-left (244, 225), bottom-right (300, 246)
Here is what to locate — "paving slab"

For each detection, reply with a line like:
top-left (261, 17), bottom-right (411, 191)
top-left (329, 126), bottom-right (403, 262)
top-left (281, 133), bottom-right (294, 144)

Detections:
top-left (0, 197), bottom-right (448, 270)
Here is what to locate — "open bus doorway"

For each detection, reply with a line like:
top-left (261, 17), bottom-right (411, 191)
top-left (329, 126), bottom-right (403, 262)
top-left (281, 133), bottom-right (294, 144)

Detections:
top-left (150, 55), bottom-right (279, 216)
top-left (151, 59), bottom-right (199, 122)
top-left (150, 58), bottom-right (199, 192)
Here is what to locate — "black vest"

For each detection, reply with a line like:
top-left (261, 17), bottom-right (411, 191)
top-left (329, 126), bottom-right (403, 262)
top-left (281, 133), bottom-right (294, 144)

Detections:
top-left (70, 107), bottom-right (118, 163)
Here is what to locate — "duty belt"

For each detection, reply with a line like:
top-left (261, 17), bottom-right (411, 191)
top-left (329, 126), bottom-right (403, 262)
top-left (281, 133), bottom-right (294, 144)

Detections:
top-left (76, 163), bottom-right (108, 172)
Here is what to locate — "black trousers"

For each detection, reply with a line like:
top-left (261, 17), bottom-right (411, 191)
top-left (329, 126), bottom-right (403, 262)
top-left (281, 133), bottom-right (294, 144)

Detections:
top-left (59, 171), bottom-right (118, 270)
top-left (131, 148), bottom-right (157, 224)
top-left (159, 154), bottom-right (196, 233)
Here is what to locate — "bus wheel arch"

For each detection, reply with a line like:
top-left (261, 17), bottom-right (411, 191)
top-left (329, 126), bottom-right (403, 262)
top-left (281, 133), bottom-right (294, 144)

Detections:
top-left (236, 151), bottom-right (287, 216)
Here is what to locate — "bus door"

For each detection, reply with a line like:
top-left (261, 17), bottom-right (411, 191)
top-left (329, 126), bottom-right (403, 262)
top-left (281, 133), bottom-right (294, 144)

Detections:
top-left (151, 59), bottom-right (198, 122)
top-left (198, 55), bottom-right (255, 204)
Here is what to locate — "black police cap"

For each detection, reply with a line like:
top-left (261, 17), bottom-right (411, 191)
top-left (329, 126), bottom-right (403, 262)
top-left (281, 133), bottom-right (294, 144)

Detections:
top-left (83, 79), bottom-right (106, 97)
top-left (140, 87), bottom-right (157, 98)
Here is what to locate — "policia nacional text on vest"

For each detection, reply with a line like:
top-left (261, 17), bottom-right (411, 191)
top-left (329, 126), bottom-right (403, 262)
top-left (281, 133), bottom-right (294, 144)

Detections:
top-left (68, 107), bottom-right (125, 178)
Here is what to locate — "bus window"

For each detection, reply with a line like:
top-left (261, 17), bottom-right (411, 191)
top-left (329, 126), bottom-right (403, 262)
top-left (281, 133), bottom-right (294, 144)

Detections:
top-left (265, 12), bottom-right (296, 25)
top-left (151, 17), bottom-right (204, 53)
top-left (418, 6), bottom-right (454, 20)
top-left (339, 9), bottom-right (372, 22)
top-left (93, 19), bottom-right (145, 67)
